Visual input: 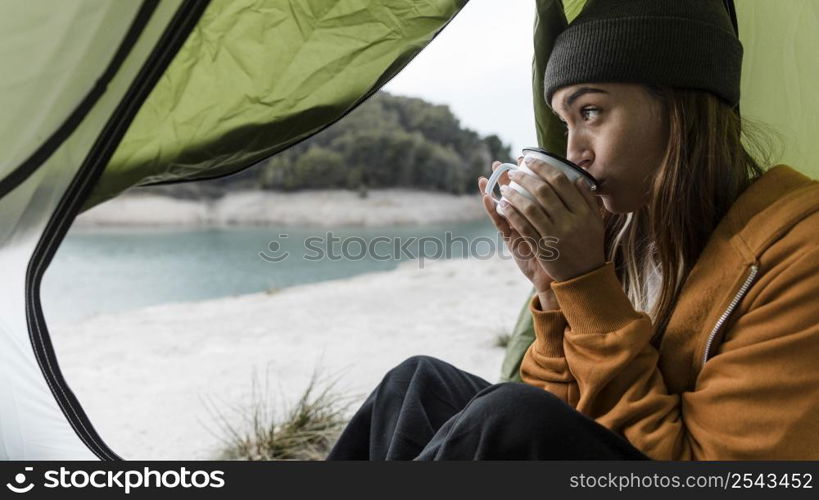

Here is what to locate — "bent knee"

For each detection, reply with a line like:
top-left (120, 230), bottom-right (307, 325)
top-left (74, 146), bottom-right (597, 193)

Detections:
top-left (470, 382), bottom-right (574, 424)
top-left (386, 355), bottom-right (453, 380)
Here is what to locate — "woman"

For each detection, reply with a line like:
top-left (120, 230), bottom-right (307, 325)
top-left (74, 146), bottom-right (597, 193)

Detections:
top-left (327, 0), bottom-right (819, 460)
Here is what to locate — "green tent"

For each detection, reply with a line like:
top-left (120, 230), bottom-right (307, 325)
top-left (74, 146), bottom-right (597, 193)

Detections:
top-left (0, 0), bottom-right (815, 460)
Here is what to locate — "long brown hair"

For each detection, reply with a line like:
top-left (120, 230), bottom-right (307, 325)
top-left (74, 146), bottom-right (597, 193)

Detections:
top-left (603, 86), bottom-right (775, 347)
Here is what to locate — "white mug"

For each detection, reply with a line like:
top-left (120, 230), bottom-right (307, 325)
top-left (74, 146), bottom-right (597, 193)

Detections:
top-left (484, 147), bottom-right (598, 217)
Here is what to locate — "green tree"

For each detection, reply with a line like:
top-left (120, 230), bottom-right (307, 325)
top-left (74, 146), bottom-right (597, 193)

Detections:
top-left (155, 91), bottom-right (514, 196)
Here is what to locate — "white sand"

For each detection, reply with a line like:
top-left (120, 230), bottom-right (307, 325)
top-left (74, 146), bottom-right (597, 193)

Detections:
top-left (50, 254), bottom-right (533, 460)
top-left (76, 189), bottom-right (486, 227)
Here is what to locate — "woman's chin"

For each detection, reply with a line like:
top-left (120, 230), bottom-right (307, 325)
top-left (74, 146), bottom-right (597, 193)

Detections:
top-left (599, 194), bottom-right (635, 215)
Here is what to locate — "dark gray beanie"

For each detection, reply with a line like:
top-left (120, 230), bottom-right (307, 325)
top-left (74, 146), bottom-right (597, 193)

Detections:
top-left (544, 0), bottom-right (743, 108)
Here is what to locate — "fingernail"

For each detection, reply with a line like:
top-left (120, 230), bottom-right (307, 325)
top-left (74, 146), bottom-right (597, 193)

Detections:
top-left (500, 199), bottom-right (510, 207)
top-left (500, 185), bottom-right (510, 194)
top-left (508, 170), bottom-right (519, 179)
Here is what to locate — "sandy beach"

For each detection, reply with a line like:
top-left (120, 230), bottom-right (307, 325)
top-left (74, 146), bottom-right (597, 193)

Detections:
top-left (76, 189), bottom-right (487, 227)
top-left (50, 253), bottom-right (534, 460)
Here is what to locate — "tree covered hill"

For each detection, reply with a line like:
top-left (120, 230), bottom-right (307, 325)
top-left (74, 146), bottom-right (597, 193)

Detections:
top-left (140, 91), bottom-right (512, 198)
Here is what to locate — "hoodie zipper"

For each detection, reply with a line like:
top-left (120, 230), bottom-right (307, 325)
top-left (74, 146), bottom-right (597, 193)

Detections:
top-left (701, 264), bottom-right (759, 367)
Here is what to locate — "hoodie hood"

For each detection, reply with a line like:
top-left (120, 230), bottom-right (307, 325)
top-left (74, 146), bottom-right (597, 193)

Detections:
top-left (660, 164), bottom-right (819, 389)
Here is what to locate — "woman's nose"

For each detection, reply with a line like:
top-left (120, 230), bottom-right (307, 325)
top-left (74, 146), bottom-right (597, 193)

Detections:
top-left (566, 133), bottom-right (592, 167)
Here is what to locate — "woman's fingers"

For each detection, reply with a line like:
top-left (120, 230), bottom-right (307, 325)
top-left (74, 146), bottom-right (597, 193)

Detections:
top-left (500, 183), bottom-right (553, 238)
top-left (479, 176), bottom-right (534, 251)
top-left (522, 159), bottom-right (589, 215)
top-left (508, 169), bottom-right (572, 215)
top-left (506, 227), bottom-right (536, 260)
top-left (499, 200), bottom-right (545, 258)
top-left (478, 176), bottom-right (543, 261)
top-left (491, 160), bottom-right (511, 186)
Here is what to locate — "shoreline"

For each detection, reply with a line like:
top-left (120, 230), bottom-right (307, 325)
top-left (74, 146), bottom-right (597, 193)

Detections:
top-left (75, 189), bottom-right (487, 228)
top-left (50, 254), bottom-right (533, 459)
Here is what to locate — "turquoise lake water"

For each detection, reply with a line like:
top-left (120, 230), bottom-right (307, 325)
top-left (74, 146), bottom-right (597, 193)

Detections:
top-left (42, 220), bottom-right (502, 325)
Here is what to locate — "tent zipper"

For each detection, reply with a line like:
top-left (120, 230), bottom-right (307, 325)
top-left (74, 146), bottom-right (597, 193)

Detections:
top-left (25, 0), bottom-right (209, 461)
top-left (701, 264), bottom-right (758, 367)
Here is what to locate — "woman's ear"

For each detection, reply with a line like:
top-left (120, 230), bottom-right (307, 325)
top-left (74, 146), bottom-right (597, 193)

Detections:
top-left (645, 85), bottom-right (670, 128)
top-left (644, 84), bottom-right (666, 100)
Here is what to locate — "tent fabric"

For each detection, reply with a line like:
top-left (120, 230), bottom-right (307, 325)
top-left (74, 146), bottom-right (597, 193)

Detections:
top-left (0, 0), bottom-right (193, 460)
top-left (501, 0), bottom-right (819, 382)
top-left (83, 0), bottom-right (468, 210)
top-left (0, 1), bottom-right (150, 198)
top-left (735, 0), bottom-right (819, 178)
top-left (0, 0), bottom-right (465, 460)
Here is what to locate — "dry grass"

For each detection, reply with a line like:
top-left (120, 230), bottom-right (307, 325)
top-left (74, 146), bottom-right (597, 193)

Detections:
top-left (494, 331), bottom-right (512, 349)
top-left (203, 368), bottom-right (357, 460)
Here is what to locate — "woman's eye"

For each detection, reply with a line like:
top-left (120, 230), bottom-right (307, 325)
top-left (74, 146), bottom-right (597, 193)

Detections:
top-left (558, 108), bottom-right (599, 137)
top-left (581, 107), bottom-right (601, 120)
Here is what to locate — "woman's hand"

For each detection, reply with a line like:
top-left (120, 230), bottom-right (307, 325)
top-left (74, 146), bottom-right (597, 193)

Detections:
top-left (477, 158), bottom-right (557, 298)
top-left (495, 157), bottom-right (606, 283)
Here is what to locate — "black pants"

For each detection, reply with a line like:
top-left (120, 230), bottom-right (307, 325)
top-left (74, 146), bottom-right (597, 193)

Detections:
top-left (327, 355), bottom-right (649, 460)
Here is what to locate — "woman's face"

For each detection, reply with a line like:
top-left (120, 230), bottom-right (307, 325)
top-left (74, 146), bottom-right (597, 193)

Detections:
top-left (549, 82), bottom-right (669, 214)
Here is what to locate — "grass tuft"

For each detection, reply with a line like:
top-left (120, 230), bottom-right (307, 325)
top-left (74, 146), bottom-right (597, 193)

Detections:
top-left (204, 368), bottom-right (356, 461)
top-left (494, 331), bottom-right (512, 349)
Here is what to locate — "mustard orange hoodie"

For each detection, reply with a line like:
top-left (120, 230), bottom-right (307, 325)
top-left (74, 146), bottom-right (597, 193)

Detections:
top-left (520, 164), bottom-right (819, 460)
